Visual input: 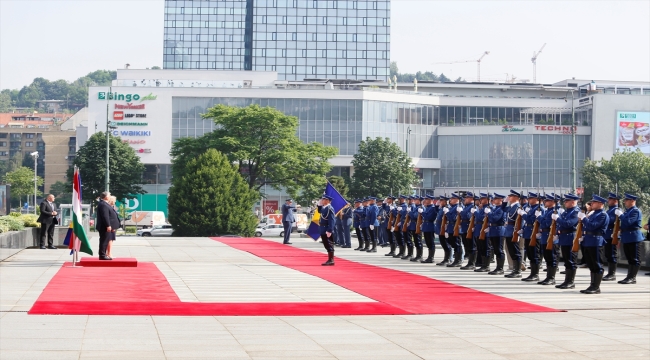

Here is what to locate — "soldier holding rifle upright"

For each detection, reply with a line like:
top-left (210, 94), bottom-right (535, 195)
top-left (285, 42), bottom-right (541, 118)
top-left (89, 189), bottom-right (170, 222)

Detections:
top-left (474, 193), bottom-right (491, 272)
top-left (577, 194), bottom-right (609, 294)
top-left (459, 192), bottom-right (477, 270)
top-left (537, 194), bottom-right (559, 285)
top-left (554, 193), bottom-right (580, 289)
top-left (434, 195), bottom-right (451, 266)
top-left (521, 192), bottom-right (543, 282)
top-left (602, 193), bottom-right (620, 281)
top-left (504, 190), bottom-right (522, 278)
top-left (409, 196), bottom-right (424, 262)
top-left (616, 193), bottom-right (644, 285)
top-left (420, 195), bottom-right (437, 263)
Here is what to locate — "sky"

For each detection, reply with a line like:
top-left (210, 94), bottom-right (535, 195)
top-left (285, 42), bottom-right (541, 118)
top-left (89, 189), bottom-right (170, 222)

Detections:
top-left (1, 0), bottom-right (649, 90)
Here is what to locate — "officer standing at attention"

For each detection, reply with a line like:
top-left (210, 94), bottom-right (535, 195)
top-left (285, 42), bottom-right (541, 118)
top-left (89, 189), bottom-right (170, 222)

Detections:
top-left (578, 194), bottom-right (609, 294)
top-left (409, 196), bottom-right (424, 262)
top-left (435, 195), bottom-right (451, 266)
top-left (616, 193), bottom-right (644, 284)
top-left (504, 190), bottom-right (523, 278)
top-left (281, 199), bottom-right (297, 245)
top-left (400, 196), bottom-right (415, 260)
top-left (536, 194), bottom-right (559, 285)
top-left (360, 198), bottom-right (371, 251)
top-left (444, 193), bottom-right (464, 267)
top-left (602, 193), bottom-right (620, 281)
top-left (382, 196), bottom-right (396, 256)
top-left (554, 193), bottom-right (580, 289)
top-left (317, 195), bottom-right (336, 265)
top-left (420, 195), bottom-right (437, 263)
top-left (366, 197), bottom-right (380, 253)
top-left (521, 192), bottom-right (543, 282)
top-left (460, 192), bottom-right (477, 270)
top-left (484, 193), bottom-right (506, 275)
top-left (353, 199), bottom-right (365, 251)
top-left (474, 193), bottom-right (491, 272)
top-left (376, 198), bottom-right (387, 247)
top-left (338, 202), bottom-right (353, 248)
top-left (393, 195), bottom-right (407, 258)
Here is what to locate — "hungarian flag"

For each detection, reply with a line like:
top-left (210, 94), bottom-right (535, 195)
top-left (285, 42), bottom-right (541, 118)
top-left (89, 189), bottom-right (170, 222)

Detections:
top-left (69, 167), bottom-right (93, 255)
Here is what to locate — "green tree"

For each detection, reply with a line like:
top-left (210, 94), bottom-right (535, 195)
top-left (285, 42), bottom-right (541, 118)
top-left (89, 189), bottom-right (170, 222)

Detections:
top-left (171, 104), bottom-right (337, 198)
top-left (4, 167), bottom-right (43, 206)
top-left (581, 149), bottom-right (650, 212)
top-left (72, 132), bottom-right (146, 204)
top-left (168, 149), bottom-right (259, 236)
top-left (151, 66), bottom-right (161, 70)
top-left (0, 91), bottom-right (13, 112)
top-left (349, 137), bottom-right (417, 199)
top-left (49, 180), bottom-right (72, 205)
top-left (328, 175), bottom-right (349, 198)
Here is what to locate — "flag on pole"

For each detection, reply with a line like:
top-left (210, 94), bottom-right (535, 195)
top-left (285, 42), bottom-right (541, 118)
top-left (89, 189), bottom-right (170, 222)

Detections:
top-left (306, 182), bottom-right (348, 241)
top-left (62, 222), bottom-right (76, 255)
top-left (71, 167), bottom-right (93, 255)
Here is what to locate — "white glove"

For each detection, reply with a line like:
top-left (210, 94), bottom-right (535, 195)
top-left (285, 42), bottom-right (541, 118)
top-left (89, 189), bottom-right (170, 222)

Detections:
top-left (484, 228), bottom-right (490, 233)
top-left (535, 233), bottom-right (541, 239)
top-left (397, 223), bottom-right (402, 228)
top-left (551, 214), bottom-right (559, 220)
top-left (370, 225), bottom-right (374, 230)
top-left (326, 231), bottom-right (331, 237)
top-left (517, 229), bottom-right (523, 235)
top-left (615, 209), bottom-right (624, 217)
top-left (517, 209), bottom-right (526, 216)
top-left (557, 208), bottom-right (565, 215)
top-left (577, 212), bottom-right (586, 220)
top-left (418, 208), bottom-right (423, 213)
top-left (535, 210), bottom-right (542, 217)
top-left (389, 205), bottom-right (395, 210)
top-left (444, 232), bottom-right (449, 238)
top-left (553, 235), bottom-right (559, 242)
top-left (457, 206), bottom-right (462, 213)
top-left (484, 208), bottom-right (491, 214)
top-left (470, 208), bottom-right (477, 214)
top-left (443, 208), bottom-right (449, 214)
top-left (587, 211), bottom-right (594, 217)
top-left (579, 237), bottom-right (584, 243)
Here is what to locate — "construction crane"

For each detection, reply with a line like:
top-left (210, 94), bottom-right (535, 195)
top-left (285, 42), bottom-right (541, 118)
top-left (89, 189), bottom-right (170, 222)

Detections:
top-left (531, 43), bottom-right (546, 83)
top-left (433, 51), bottom-right (490, 82)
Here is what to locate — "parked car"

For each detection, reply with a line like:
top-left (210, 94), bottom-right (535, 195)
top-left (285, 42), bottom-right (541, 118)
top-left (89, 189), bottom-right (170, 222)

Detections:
top-left (137, 224), bottom-right (174, 237)
top-left (254, 224), bottom-right (285, 237)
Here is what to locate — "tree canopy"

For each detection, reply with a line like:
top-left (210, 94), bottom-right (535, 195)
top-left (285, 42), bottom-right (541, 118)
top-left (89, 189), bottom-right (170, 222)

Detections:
top-left (3, 167), bottom-right (43, 206)
top-left (168, 148), bottom-right (258, 237)
top-left (581, 149), bottom-right (650, 212)
top-left (71, 132), bottom-right (146, 204)
top-left (390, 62), bottom-right (463, 83)
top-left (349, 137), bottom-right (418, 199)
top-left (170, 104), bottom-right (337, 201)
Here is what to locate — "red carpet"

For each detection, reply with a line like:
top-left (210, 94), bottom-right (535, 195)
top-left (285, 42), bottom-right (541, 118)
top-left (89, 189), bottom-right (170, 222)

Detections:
top-left (78, 257), bottom-right (138, 267)
top-left (29, 237), bottom-right (558, 316)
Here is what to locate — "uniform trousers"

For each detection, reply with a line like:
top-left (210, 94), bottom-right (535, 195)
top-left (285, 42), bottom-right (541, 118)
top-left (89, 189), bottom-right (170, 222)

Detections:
top-left (542, 243), bottom-right (559, 269)
top-left (462, 234), bottom-right (476, 255)
top-left (560, 245), bottom-right (577, 270)
top-left (339, 219), bottom-right (352, 247)
top-left (604, 238), bottom-right (618, 264)
top-left (423, 231), bottom-right (434, 252)
top-left (448, 235), bottom-right (461, 257)
top-left (438, 234), bottom-right (450, 255)
top-left (477, 237), bottom-right (490, 264)
top-left (583, 245), bottom-right (604, 274)
top-left (320, 233), bottom-right (334, 253)
top-left (385, 228), bottom-right (394, 247)
top-left (505, 237), bottom-right (522, 263)
top-left (403, 231), bottom-right (412, 247)
top-left (393, 230), bottom-right (403, 247)
top-left (623, 242), bottom-right (641, 266)
top-left (525, 238), bottom-right (541, 265)
top-left (354, 228), bottom-right (364, 247)
top-left (410, 230), bottom-right (423, 249)
top-left (361, 227), bottom-right (370, 245)
top-left (489, 236), bottom-right (505, 260)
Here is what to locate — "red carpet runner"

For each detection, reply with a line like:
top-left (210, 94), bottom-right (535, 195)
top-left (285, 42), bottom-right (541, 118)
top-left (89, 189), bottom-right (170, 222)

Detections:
top-left (29, 237), bottom-right (557, 316)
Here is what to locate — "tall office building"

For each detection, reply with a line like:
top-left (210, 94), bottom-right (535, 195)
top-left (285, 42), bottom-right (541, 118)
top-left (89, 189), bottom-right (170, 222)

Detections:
top-left (163, 0), bottom-right (390, 81)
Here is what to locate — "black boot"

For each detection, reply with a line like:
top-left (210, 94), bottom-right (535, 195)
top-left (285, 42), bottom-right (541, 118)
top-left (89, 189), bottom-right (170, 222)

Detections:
top-left (556, 268), bottom-right (576, 289)
top-left (505, 261), bottom-right (522, 278)
top-left (461, 253), bottom-right (476, 270)
top-left (618, 265), bottom-right (639, 284)
top-left (474, 255), bottom-right (491, 272)
top-left (603, 263), bottom-right (617, 281)
top-left (436, 250), bottom-right (450, 266)
top-left (522, 263), bottom-right (540, 282)
top-left (411, 247), bottom-right (423, 262)
top-left (582, 272), bottom-right (602, 294)
top-left (394, 245), bottom-right (405, 258)
top-left (421, 247), bottom-right (435, 263)
top-left (385, 243), bottom-right (396, 256)
top-left (447, 250), bottom-right (462, 267)
top-left (322, 252), bottom-right (335, 266)
top-left (401, 246), bottom-right (413, 260)
top-left (538, 265), bottom-right (556, 285)
top-left (354, 238), bottom-right (364, 250)
top-left (489, 258), bottom-right (505, 275)
top-left (362, 238), bottom-right (370, 251)
top-left (367, 239), bottom-right (377, 253)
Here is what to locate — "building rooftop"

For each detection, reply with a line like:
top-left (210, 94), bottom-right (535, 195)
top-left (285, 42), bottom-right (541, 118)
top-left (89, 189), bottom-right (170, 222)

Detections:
top-left (0, 113), bottom-right (73, 129)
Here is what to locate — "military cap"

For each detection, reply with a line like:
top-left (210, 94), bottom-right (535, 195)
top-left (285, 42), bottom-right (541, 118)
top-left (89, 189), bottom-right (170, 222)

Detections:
top-left (398, 194), bottom-right (407, 199)
top-left (544, 194), bottom-right (556, 201)
top-left (624, 193), bottom-right (638, 201)
top-left (521, 193), bottom-right (528, 199)
top-left (528, 191), bottom-right (538, 198)
top-left (285, 198), bottom-right (293, 202)
top-left (353, 199), bottom-right (361, 203)
top-left (493, 192), bottom-right (506, 199)
top-left (321, 194), bottom-right (333, 201)
top-left (451, 193), bottom-right (461, 199)
top-left (564, 193), bottom-right (580, 201)
top-left (479, 192), bottom-right (488, 199)
top-left (591, 194), bottom-right (607, 203)
top-left (608, 192), bottom-right (619, 200)
top-left (465, 191), bottom-right (474, 198)
top-left (425, 194), bottom-right (436, 200)
top-left (438, 195), bottom-right (449, 201)
top-left (509, 190), bottom-right (521, 198)
top-left (473, 194), bottom-right (480, 200)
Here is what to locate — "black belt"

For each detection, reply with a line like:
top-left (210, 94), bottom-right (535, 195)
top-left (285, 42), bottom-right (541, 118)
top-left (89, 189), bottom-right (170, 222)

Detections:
top-left (423, 221), bottom-right (433, 223)
top-left (583, 231), bottom-right (603, 236)
top-left (621, 227), bottom-right (640, 232)
top-left (489, 223), bottom-right (504, 226)
top-left (524, 226), bottom-right (533, 229)
top-left (541, 228), bottom-right (551, 232)
top-left (507, 221), bottom-right (516, 225)
top-left (558, 229), bottom-right (575, 235)
top-left (621, 228), bottom-right (641, 234)
top-left (461, 221), bottom-right (470, 224)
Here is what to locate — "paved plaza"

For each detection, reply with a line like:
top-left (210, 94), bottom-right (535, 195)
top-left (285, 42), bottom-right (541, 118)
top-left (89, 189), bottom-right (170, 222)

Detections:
top-left (1, 235), bottom-right (648, 359)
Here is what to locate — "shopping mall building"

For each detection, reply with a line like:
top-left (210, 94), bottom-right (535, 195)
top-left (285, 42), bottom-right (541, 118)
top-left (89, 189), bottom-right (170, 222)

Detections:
top-left (82, 69), bottom-right (649, 215)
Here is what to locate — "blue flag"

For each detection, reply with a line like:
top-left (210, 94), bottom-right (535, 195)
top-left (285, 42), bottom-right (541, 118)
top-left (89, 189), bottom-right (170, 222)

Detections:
top-left (306, 181), bottom-right (348, 241)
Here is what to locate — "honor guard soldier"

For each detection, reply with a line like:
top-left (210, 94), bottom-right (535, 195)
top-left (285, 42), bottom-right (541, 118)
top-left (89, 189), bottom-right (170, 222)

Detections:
top-left (460, 192), bottom-right (477, 270)
top-left (474, 193), bottom-right (491, 272)
top-left (521, 192), bottom-right (542, 282)
top-left (578, 194), bottom-right (609, 293)
top-left (435, 195), bottom-right (451, 266)
top-left (555, 193), bottom-right (580, 289)
top-left (366, 197), bottom-right (380, 253)
top-left (376, 198), bottom-right (387, 247)
top-left (382, 196), bottom-right (396, 256)
top-left (537, 194), bottom-right (559, 285)
top-left (409, 196), bottom-right (424, 262)
top-left (317, 194), bottom-right (336, 266)
top-left (400, 196), bottom-right (415, 260)
top-left (617, 193), bottom-right (644, 284)
top-left (353, 199), bottom-right (365, 250)
top-left (420, 195), bottom-right (437, 263)
top-left (393, 195), bottom-right (408, 258)
top-left (359, 198), bottom-right (371, 251)
top-left (338, 201), bottom-right (353, 248)
top-left (484, 193), bottom-right (506, 275)
top-left (504, 190), bottom-right (523, 278)
top-left (444, 193), bottom-right (464, 267)
top-left (603, 192), bottom-right (620, 281)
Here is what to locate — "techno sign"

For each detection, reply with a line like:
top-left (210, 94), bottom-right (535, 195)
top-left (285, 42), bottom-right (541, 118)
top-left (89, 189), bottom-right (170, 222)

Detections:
top-left (616, 111), bottom-right (650, 154)
top-left (533, 125), bottom-right (576, 134)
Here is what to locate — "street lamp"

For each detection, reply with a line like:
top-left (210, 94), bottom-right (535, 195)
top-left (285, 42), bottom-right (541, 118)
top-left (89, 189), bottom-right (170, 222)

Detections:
top-left (565, 90), bottom-right (576, 192)
top-left (30, 151), bottom-right (39, 214)
top-left (105, 87), bottom-right (113, 192)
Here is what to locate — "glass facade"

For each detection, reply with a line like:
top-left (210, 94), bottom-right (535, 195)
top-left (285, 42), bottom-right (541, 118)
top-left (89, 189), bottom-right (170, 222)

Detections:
top-left (163, 0), bottom-right (390, 81)
top-left (434, 134), bottom-right (590, 189)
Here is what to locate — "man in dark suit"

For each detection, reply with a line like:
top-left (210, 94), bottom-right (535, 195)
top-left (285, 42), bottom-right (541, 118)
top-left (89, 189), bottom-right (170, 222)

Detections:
top-left (95, 192), bottom-right (113, 260)
top-left (37, 194), bottom-right (58, 249)
top-left (281, 199), bottom-right (297, 245)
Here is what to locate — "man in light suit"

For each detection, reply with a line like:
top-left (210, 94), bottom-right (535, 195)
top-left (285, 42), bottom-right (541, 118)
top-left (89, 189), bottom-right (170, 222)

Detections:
top-left (281, 199), bottom-right (297, 245)
top-left (37, 194), bottom-right (58, 249)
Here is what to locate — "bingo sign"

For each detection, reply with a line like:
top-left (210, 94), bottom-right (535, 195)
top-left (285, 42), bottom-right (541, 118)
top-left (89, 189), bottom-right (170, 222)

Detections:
top-left (616, 111), bottom-right (650, 155)
top-left (264, 201), bottom-right (278, 215)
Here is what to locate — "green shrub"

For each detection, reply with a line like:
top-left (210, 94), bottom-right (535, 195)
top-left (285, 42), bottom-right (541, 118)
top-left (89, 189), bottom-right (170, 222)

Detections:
top-left (0, 216), bottom-right (25, 232)
top-left (124, 226), bottom-right (137, 234)
top-left (20, 214), bottom-right (40, 227)
top-left (9, 212), bottom-right (22, 217)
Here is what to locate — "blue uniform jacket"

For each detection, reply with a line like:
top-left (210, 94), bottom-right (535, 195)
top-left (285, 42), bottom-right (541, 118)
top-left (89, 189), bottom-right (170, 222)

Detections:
top-left (398, 204), bottom-right (410, 232)
top-left (604, 206), bottom-right (618, 239)
top-left (381, 204), bottom-right (392, 228)
top-left (522, 204), bottom-right (541, 239)
top-left (581, 209), bottom-right (608, 247)
top-left (366, 204), bottom-right (379, 227)
top-left (353, 206), bottom-right (364, 228)
top-left (555, 206), bottom-right (579, 246)
top-left (421, 205), bottom-right (436, 232)
top-left (341, 206), bottom-right (353, 221)
top-left (459, 204), bottom-right (474, 234)
top-left (407, 205), bottom-right (420, 231)
top-left (434, 206), bottom-right (446, 235)
top-left (445, 204), bottom-right (461, 235)
top-left (473, 205), bottom-right (487, 237)
top-left (281, 203), bottom-right (296, 223)
top-left (537, 208), bottom-right (556, 245)
top-left (390, 204), bottom-right (401, 231)
top-left (317, 204), bottom-right (335, 234)
top-left (619, 206), bottom-right (644, 243)
top-left (486, 205), bottom-right (505, 237)
top-left (359, 206), bottom-right (369, 228)
top-left (504, 202), bottom-right (520, 237)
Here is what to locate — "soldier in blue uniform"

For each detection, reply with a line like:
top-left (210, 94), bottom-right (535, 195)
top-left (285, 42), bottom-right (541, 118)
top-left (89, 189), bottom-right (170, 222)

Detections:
top-left (460, 192), bottom-right (477, 270)
top-left (444, 193), bottom-right (464, 267)
top-left (359, 198), bottom-right (371, 251)
top-left (602, 193), bottom-right (620, 281)
top-left (474, 193), bottom-right (491, 272)
top-left (434, 195), bottom-right (451, 266)
top-left (393, 195), bottom-right (407, 258)
top-left (420, 195), bottom-right (437, 263)
top-left (504, 190), bottom-right (523, 278)
top-left (554, 193), bottom-right (580, 289)
top-left (376, 198), bottom-right (387, 248)
top-left (317, 194), bottom-right (337, 266)
top-left (521, 192), bottom-right (543, 282)
top-left (400, 196), bottom-right (415, 260)
top-left (338, 201), bottom-right (353, 248)
top-left (352, 199), bottom-right (365, 251)
top-left (617, 193), bottom-right (644, 284)
top-left (536, 194), bottom-right (559, 285)
top-left (366, 197), bottom-right (380, 252)
top-left (578, 194), bottom-right (609, 294)
top-left (382, 196), bottom-right (396, 256)
top-left (409, 196), bottom-right (424, 262)
top-left (482, 193), bottom-right (506, 275)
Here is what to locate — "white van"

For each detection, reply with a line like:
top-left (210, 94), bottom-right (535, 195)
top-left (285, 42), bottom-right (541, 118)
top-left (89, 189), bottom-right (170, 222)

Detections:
top-left (124, 211), bottom-right (166, 229)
